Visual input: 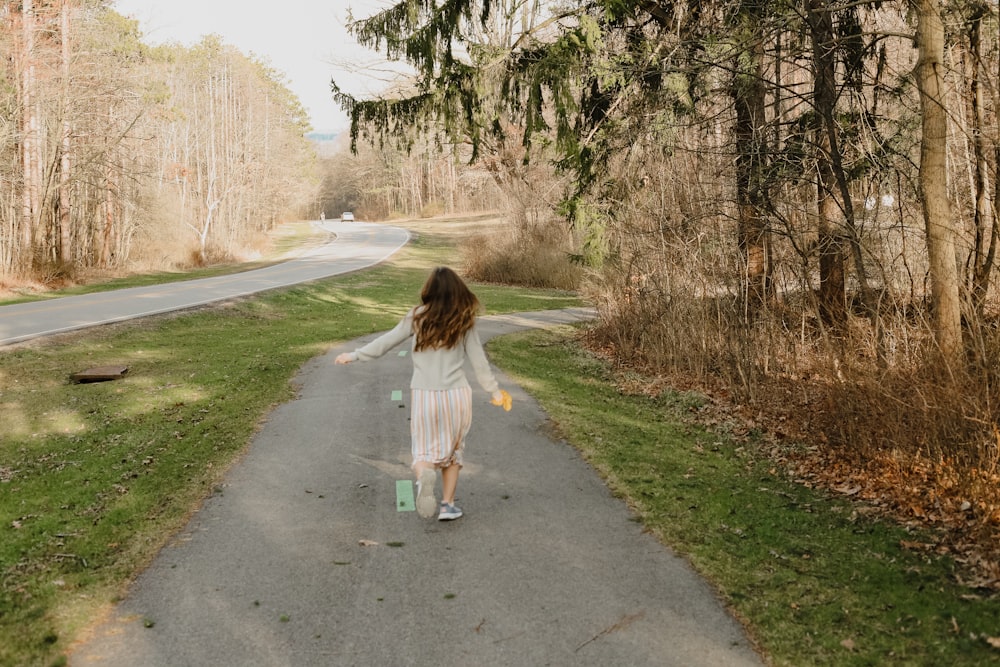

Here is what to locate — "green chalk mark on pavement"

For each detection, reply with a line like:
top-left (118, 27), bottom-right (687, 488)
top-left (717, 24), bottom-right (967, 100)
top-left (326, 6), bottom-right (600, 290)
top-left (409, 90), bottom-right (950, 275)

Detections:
top-left (398, 351), bottom-right (408, 357)
top-left (391, 390), bottom-right (403, 401)
top-left (396, 480), bottom-right (415, 512)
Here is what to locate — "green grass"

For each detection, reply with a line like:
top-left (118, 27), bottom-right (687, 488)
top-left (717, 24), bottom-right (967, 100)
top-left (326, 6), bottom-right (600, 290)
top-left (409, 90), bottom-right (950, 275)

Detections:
top-left (0, 226), bottom-right (582, 667)
top-left (487, 328), bottom-right (1000, 666)
top-left (12, 216), bottom-right (997, 666)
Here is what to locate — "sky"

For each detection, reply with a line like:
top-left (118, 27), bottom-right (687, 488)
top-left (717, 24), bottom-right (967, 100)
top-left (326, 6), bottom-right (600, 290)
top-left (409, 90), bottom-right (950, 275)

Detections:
top-left (112, 0), bottom-right (396, 133)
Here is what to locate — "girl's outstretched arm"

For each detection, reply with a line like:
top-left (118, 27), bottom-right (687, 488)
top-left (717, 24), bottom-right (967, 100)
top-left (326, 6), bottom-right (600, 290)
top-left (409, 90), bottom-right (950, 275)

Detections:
top-left (334, 309), bottom-right (415, 365)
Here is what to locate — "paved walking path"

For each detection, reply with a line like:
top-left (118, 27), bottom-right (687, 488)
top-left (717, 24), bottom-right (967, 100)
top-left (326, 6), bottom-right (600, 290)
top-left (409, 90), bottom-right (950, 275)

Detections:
top-left (71, 309), bottom-right (763, 666)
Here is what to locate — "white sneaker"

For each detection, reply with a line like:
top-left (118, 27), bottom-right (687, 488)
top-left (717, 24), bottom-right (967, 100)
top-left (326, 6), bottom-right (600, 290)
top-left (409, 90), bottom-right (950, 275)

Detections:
top-left (415, 469), bottom-right (437, 518)
top-left (437, 502), bottom-right (463, 521)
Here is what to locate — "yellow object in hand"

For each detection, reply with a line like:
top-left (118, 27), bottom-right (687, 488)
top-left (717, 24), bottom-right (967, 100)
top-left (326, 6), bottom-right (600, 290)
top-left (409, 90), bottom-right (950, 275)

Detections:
top-left (491, 389), bottom-right (512, 412)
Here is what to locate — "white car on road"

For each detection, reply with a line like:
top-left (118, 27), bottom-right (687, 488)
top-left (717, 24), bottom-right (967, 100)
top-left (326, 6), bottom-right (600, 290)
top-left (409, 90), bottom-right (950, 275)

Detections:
top-left (341, 212), bottom-right (354, 222)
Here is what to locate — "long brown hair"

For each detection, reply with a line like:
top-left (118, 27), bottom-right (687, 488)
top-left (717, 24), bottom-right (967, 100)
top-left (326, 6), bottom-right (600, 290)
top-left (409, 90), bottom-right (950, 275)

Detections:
top-left (412, 267), bottom-right (481, 351)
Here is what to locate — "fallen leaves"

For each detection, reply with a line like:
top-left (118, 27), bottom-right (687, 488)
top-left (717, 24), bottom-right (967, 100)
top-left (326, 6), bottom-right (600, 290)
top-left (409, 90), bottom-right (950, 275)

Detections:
top-left (899, 540), bottom-right (935, 552)
top-left (593, 342), bottom-right (1000, 592)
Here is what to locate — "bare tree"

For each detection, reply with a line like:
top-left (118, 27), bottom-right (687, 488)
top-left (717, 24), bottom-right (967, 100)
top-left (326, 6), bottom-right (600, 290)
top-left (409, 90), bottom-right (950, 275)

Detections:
top-left (962, 1), bottom-right (999, 313)
top-left (916, 0), bottom-right (963, 360)
top-left (18, 0), bottom-right (40, 271)
top-left (57, 0), bottom-right (71, 266)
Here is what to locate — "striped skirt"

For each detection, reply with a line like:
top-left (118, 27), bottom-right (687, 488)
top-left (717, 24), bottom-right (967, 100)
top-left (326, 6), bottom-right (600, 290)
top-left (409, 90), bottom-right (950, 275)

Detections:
top-left (410, 387), bottom-right (473, 467)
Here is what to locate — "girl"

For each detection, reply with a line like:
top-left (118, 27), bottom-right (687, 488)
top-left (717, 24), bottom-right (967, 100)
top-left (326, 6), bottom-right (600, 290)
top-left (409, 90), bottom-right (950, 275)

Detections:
top-left (335, 267), bottom-right (511, 520)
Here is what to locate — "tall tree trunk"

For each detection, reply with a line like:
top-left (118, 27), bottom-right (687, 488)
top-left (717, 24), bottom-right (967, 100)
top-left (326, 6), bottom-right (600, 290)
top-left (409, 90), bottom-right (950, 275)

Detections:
top-left (809, 0), bottom-right (847, 326)
top-left (101, 160), bottom-right (114, 267)
top-left (967, 5), bottom-right (997, 313)
top-left (58, 0), bottom-right (73, 266)
top-left (916, 0), bottom-right (963, 361)
top-left (19, 0), bottom-right (39, 271)
top-left (733, 37), bottom-right (771, 317)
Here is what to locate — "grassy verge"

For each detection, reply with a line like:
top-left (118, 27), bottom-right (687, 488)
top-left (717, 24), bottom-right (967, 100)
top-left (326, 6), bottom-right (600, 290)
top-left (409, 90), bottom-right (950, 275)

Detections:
top-left (15, 214), bottom-right (994, 666)
top-left (0, 225), bottom-right (581, 667)
top-left (488, 328), bottom-right (1000, 667)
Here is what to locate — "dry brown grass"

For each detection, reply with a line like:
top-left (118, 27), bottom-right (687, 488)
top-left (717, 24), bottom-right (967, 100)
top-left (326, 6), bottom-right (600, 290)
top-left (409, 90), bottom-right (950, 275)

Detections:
top-left (586, 258), bottom-right (1000, 588)
top-left (0, 276), bottom-right (48, 300)
top-left (461, 215), bottom-right (584, 290)
top-left (395, 211), bottom-right (503, 239)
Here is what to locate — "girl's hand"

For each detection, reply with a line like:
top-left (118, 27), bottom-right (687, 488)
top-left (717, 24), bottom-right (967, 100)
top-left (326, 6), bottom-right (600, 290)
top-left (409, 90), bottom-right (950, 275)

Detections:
top-left (491, 389), bottom-right (512, 412)
top-left (335, 353), bottom-right (354, 365)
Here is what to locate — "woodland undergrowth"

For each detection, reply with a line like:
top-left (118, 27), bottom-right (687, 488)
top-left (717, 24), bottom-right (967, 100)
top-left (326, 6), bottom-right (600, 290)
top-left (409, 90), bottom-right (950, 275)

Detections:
top-left (465, 193), bottom-right (1000, 592)
top-left (585, 286), bottom-right (1000, 595)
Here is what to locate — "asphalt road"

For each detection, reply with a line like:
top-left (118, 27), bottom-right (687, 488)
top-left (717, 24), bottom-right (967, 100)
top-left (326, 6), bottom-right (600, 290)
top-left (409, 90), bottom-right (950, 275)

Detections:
top-left (70, 309), bottom-right (763, 666)
top-left (0, 221), bottom-right (409, 346)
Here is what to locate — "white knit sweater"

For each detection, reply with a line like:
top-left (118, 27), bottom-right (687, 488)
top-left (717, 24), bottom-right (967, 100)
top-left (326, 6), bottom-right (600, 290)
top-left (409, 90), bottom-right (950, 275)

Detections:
top-left (346, 308), bottom-right (499, 393)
